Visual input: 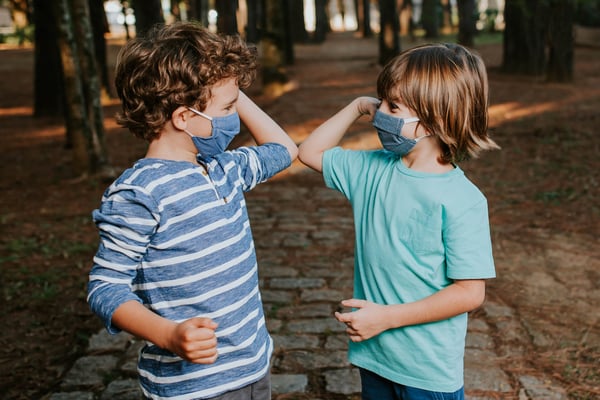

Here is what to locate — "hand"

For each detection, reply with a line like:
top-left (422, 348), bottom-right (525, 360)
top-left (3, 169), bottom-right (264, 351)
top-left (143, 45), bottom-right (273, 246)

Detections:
top-left (355, 97), bottom-right (380, 121)
top-left (334, 299), bottom-right (391, 342)
top-left (166, 317), bottom-right (219, 364)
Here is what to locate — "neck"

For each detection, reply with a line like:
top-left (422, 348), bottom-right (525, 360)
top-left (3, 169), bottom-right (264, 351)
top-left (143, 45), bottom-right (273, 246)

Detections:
top-left (402, 140), bottom-right (453, 173)
top-left (145, 132), bottom-right (199, 165)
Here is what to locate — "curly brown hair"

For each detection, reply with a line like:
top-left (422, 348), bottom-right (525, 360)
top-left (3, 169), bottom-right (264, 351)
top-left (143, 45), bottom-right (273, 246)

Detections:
top-left (114, 21), bottom-right (257, 141)
top-left (377, 43), bottom-right (499, 163)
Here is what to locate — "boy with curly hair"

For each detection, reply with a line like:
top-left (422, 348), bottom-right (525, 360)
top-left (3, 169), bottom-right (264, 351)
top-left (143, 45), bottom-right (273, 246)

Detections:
top-left (88, 22), bottom-right (297, 399)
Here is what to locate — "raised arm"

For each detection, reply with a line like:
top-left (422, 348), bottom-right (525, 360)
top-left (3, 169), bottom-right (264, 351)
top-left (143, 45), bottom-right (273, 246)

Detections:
top-left (298, 96), bottom-right (379, 172)
top-left (237, 91), bottom-right (298, 161)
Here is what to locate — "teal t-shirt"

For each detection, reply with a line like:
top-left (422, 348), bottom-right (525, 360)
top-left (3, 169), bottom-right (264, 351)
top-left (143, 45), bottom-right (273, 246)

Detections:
top-left (323, 147), bottom-right (496, 392)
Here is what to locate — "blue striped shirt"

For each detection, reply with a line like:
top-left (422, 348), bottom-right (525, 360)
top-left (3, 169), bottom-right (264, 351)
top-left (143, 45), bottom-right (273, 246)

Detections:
top-left (88, 144), bottom-right (290, 399)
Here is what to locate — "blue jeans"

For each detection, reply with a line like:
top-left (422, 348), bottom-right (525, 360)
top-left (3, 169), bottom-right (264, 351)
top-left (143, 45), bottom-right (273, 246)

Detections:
top-left (360, 368), bottom-right (464, 400)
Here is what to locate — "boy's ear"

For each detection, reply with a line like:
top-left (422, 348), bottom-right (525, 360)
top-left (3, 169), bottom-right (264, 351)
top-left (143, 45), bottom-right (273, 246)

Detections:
top-left (171, 106), bottom-right (189, 130)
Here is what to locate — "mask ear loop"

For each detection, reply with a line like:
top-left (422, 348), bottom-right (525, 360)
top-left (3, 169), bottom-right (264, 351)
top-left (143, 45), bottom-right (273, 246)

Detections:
top-left (403, 117), bottom-right (420, 124)
top-left (187, 107), bottom-right (213, 121)
top-left (408, 119), bottom-right (433, 142)
top-left (184, 107), bottom-right (213, 138)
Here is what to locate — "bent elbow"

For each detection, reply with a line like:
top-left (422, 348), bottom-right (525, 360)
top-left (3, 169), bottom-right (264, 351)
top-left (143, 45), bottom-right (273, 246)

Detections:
top-left (470, 284), bottom-right (486, 310)
top-left (286, 143), bottom-right (299, 162)
top-left (457, 279), bottom-right (487, 311)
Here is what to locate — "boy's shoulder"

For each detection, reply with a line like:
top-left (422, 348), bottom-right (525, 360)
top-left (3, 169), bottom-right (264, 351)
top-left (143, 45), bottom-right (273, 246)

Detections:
top-left (110, 158), bottom-right (193, 189)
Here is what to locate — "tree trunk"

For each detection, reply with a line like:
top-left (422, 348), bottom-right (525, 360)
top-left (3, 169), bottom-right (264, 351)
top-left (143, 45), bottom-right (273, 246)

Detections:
top-left (547, 0), bottom-right (575, 82)
top-left (133, 0), bottom-right (164, 37)
top-left (502, 0), bottom-right (548, 75)
top-left (281, 0), bottom-right (295, 64)
top-left (216, 0), bottom-right (238, 35)
top-left (33, 0), bottom-right (64, 118)
top-left (289, 0), bottom-right (308, 43)
top-left (187, 0), bottom-right (210, 26)
top-left (261, 0), bottom-right (291, 95)
top-left (246, 0), bottom-right (260, 42)
top-left (378, 0), bottom-right (401, 66)
top-left (314, 0), bottom-right (329, 42)
top-left (54, 0), bottom-right (109, 176)
top-left (457, 0), bottom-right (476, 47)
top-left (72, 0), bottom-right (108, 170)
top-left (358, 0), bottom-right (372, 37)
top-left (421, 0), bottom-right (440, 38)
top-left (88, 0), bottom-right (110, 95)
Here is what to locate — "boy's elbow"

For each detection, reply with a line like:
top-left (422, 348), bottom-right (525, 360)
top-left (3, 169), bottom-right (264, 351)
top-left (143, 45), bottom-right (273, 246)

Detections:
top-left (470, 283), bottom-right (486, 310)
top-left (456, 279), bottom-right (486, 311)
top-left (297, 146), bottom-right (321, 172)
top-left (287, 144), bottom-right (299, 162)
top-left (472, 289), bottom-right (486, 309)
top-left (297, 145), bottom-right (308, 164)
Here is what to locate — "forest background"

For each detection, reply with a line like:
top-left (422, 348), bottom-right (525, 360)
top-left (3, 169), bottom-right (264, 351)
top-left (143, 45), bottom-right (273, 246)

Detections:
top-left (0, 0), bottom-right (598, 399)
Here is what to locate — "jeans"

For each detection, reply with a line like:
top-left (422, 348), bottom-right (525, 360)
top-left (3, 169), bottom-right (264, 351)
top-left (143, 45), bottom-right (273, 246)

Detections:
top-left (360, 368), bottom-right (464, 400)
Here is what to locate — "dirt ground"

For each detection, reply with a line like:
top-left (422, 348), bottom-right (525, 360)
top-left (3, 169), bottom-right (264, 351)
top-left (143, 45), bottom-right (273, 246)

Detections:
top-left (0, 35), bottom-right (598, 399)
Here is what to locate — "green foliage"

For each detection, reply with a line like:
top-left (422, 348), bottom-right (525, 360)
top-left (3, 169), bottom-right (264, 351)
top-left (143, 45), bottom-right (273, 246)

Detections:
top-left (0, 24), bottom-right (34, 45)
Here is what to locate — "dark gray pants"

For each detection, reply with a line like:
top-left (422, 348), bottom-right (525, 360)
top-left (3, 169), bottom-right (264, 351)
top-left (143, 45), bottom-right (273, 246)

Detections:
top-left (209, 372), bottom-right (271, 400)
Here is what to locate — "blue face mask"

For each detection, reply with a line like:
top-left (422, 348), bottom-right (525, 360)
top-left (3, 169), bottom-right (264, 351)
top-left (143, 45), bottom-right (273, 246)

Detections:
top-left (372, 110), bottom-right (428, 156)
top-left (185, 107), bottom-right (240, 161)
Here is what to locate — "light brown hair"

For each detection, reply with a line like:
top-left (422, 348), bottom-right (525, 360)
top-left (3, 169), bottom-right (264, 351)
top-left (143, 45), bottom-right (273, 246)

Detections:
top-left (115, 21), bottom-right (257, 141)
top-left (377, 43), bottom-right (499, 163)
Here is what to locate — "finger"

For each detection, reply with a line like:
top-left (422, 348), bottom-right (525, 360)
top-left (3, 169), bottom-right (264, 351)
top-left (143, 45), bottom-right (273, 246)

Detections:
top-left (189, 349), bottom-right (219, 364)
top-left (334, 311), bottom-right (351, 323)
top-left (340, 298), bottom-right (366, 309)
top-left (189, 317), bottom-right (218, 330)
top-left (193, 334), bottom-right (218, 350)
top-left (348, 333), bottom-right (363, 343)
top-left (346, 327), bottom-right (358, 336)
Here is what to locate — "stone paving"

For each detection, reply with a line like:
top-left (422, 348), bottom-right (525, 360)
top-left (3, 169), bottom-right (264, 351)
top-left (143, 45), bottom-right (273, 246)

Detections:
top-left (47, 33), bottom-right (571, 400)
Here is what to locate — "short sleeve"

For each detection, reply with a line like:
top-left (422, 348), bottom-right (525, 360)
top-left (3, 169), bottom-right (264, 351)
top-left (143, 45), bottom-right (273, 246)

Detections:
top-left (444, 199), bottom-right (496, 280)
top-left (322, 147), bottom-right (364, 200)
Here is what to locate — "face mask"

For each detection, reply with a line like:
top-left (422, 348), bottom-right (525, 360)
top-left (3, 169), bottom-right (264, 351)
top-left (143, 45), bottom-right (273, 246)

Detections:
top-left (185, 107), bottom-right (240, 160)
top-left (372, 110), bottom-right (427, 156)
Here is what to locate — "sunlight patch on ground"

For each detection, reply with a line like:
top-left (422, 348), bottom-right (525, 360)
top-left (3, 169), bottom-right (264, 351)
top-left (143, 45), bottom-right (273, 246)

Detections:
top-left (490, 101), bottom-right (560, 125)
top-left (0, 106), bottom-right (32, 117)
top-left (489, 88), bottom-right (600, 127)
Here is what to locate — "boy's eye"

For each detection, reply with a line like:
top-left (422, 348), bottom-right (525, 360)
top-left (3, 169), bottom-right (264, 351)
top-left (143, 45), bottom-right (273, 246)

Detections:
top-left (389, 102), bottom-right (399, 111)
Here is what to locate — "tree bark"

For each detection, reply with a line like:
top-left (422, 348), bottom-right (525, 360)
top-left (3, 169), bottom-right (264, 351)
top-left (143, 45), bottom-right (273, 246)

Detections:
top-left (314, 0), bottom-right (329, 43)
top-left (246, 0), bottom-right (260, 42)
top-left (132, 0), bottom-right (164, 37)
top-left (421, 0), bottom-right (440, 38)
top-left (54, 0), bottom-right (108, 176)
top-left (502, 0), bottom-right (548, 76)
top-left (547, 0), bottom-right (575, 82)
top-left (457, 0), bottom-right (476, 47)
top-left (359, 0), bottom-right (372, 37)
top-left (378, 0), bottom-right (401, 66)
top-left (261, 0), bottom-right (291, 94)
top-left (289, 0), bottom-right (308, 43)
top-left (33, 0), bottom-right (64, 118)
top-left (216, 0), bottom-right (238, 35)
top-left (88, 0), bottom-right (110, 95)
top-left (187, 0), bottom-right (210, 26)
